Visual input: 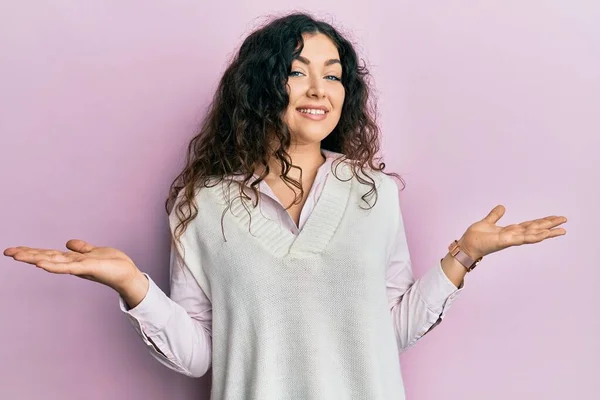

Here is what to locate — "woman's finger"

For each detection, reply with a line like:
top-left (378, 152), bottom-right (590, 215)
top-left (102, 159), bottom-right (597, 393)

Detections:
top-left (483, 205), bottom-right (506, 225)
top-left (36, 259), bottom-right (85, 275)
top-left (520, 216), bottom-right (566, 230)
top-left (4, 247), bottom-right (56, 257)
top-left (519, 219), bottom-right (540, 229)
top-left (66, 239), bottom-right (96, 254)
top-left (11, 249), bottom-right (74, 265)
top-left (523, 228), bottom-right (566, 244)
top-left (3, 246), bottom-right (31, 256)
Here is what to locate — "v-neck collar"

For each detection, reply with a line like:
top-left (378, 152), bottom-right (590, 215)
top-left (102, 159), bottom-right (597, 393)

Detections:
top-left (213, 159), bottom-right (353, 259)
top-left (227, 149), bottom-right (342, 232)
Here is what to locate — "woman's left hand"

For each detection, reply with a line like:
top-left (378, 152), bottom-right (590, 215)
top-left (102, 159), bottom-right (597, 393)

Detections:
top-left (458, 205), bottom-right (568, 260)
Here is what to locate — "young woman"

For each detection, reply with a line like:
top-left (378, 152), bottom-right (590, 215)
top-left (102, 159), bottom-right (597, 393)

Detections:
top-left (3, 12), bottom-right (567, 400)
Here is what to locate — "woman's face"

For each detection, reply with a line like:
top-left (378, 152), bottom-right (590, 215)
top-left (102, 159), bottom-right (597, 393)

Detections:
top-left (282, 33), bottom-right (345, 147)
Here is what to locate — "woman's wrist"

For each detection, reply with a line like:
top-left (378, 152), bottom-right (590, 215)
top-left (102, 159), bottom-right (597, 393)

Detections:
top-left (116, 271), bottom-right (150, 310)
top-left (440, 251), bottom-right (468, 288)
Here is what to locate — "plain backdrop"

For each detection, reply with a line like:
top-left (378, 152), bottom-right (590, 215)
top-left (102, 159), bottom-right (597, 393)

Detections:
top-left (1, 1), bottom-right (598, 399)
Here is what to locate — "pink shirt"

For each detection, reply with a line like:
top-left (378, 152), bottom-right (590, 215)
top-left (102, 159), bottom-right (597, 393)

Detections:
top-left (119, 149), bottom-right (463, 377)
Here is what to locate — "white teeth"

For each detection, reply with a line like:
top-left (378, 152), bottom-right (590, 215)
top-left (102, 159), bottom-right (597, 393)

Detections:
top-left (299, 108), bottom-right (326, 115)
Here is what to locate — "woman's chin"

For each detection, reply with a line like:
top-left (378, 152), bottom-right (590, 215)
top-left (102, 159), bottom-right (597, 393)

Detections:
top-left (291, 132), bottom-right (331, 145)
top-left (289, 126), bottom-right (335, 142)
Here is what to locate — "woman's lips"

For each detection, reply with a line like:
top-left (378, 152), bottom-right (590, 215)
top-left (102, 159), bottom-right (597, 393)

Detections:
top-left (296, 109), bottom-right (328, 121)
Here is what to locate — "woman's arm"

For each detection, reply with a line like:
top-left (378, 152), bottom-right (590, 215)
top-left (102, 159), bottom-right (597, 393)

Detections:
top-left (119, 242), bottom-right (213, 378)
top-left (386, 216), bottom-right (462, 352)
top-left (386, 199), bottom-right (567, 353)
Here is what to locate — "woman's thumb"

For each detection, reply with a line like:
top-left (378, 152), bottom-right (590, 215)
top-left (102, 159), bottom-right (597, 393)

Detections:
top-left (66, 239), bottom-right (96, 253)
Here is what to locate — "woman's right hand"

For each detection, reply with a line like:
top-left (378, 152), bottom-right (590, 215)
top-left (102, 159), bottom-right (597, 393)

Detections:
top-left (3, 239), bottom-right (145, 297)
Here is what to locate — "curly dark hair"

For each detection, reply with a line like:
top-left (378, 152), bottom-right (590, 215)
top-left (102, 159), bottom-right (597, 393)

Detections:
top-left (166, 11), bottom-right (405, 245)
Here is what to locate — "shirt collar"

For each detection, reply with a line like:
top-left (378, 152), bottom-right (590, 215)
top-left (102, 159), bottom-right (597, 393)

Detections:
top-left (229, 149), bottom-right (343, 186)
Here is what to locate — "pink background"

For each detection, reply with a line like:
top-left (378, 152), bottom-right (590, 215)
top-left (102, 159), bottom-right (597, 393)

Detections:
top-left (1, 1), bottom-right (598, 399)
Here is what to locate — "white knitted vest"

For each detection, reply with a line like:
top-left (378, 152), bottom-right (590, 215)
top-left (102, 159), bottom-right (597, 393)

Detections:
top-left (170, 162), bottom-right (405, 400)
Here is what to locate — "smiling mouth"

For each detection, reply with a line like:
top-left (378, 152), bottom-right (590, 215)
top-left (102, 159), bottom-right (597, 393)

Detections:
top-left (296, 108), bottom-right (329, 122)
top-left (296, 108), bottom-right (329, 115)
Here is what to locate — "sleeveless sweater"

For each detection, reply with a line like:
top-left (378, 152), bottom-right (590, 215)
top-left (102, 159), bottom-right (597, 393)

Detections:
top-left (170, 162), bottom-right (406, 400)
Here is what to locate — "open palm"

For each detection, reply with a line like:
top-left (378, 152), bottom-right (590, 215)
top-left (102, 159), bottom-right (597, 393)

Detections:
top-left (458, 205), bottom-right (568, 260)
top-left (3, 239), bottom-right (139, 292)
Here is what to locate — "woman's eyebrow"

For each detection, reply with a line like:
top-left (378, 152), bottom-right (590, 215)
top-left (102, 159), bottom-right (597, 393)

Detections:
top-left (295, 55), bottom-right (341, 66)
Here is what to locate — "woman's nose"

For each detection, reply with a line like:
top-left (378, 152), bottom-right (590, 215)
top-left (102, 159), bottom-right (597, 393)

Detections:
top-left (306, 78), bottom-right (326, 98)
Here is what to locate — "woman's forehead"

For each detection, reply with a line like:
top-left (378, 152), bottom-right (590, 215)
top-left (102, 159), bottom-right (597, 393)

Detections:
top-left (295, 34), bottom-right (340, 63)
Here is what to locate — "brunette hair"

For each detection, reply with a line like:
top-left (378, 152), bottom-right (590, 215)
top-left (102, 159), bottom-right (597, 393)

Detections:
top-left (166, 12), bottom-right (405, 245)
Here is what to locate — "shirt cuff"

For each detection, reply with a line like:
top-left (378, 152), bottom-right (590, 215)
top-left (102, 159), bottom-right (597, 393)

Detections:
top-left (417, 260), bottom-right (464, 315)
top-left (118, 273), bottom-right (175, 336)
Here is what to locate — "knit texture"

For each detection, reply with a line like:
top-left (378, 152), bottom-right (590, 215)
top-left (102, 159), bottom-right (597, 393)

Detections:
top-left (170, 162), bottom-right (406, 400)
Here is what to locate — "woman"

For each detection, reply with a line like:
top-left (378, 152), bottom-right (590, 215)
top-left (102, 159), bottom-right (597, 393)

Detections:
top-left (3, 12), bottom-right (567, 400)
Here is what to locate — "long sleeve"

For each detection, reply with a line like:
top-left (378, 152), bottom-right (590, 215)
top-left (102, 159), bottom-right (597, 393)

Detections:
top-left (118, 241), bottom-right (213, 377)
top-left (386, 198), bottom-right (464, 352)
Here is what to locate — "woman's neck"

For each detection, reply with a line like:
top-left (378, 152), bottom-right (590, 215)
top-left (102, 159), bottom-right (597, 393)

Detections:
top-left (261, 143), bottom-right (326, 181)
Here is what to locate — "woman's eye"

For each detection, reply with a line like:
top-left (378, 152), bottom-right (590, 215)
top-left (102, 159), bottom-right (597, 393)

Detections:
top-left (289, 71), bottom-right (341, 81)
